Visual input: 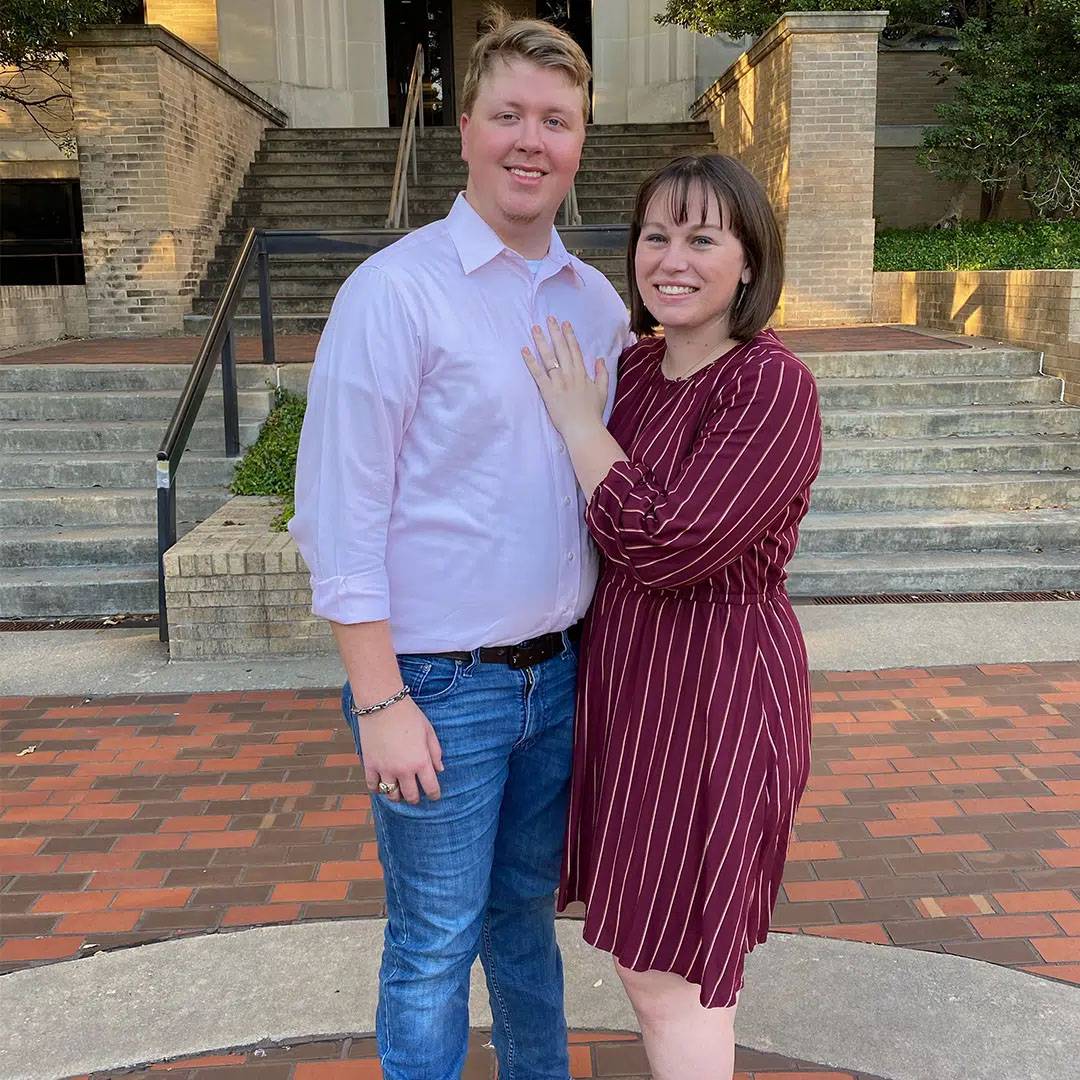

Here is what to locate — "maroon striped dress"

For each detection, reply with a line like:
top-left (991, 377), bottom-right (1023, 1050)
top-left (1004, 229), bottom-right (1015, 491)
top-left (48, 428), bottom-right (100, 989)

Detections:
top-left (559, 329), bottom-right (823, 1008)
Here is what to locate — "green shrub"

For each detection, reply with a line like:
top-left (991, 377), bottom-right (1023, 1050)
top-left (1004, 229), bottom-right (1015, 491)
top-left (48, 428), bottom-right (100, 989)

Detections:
top-left (874, 219), bottom-right (1080, 272)
top-left (230, 387), bottom-right (305, 529)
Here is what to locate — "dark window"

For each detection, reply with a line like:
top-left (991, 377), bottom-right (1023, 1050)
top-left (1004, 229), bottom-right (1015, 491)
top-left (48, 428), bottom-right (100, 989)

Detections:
top-left (118, 1), bottom-right (147, 24)
top-left (0, 180), bottom-right (85, 286)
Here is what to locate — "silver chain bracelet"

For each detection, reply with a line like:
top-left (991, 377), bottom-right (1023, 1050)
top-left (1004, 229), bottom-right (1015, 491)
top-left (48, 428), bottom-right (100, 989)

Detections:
top-left (350, 684), bottom-right (412, 718)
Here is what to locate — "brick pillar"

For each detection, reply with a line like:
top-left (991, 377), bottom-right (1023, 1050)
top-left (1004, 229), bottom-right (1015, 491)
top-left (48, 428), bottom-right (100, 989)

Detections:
top-left (694, 12), bottom-right (888, 326)
top-left (66, 26), bottom-right (285, 336)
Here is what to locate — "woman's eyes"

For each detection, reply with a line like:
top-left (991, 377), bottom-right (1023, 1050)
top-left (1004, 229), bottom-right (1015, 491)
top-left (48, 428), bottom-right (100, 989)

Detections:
top-left (643, 234), bottom-right (714, 245)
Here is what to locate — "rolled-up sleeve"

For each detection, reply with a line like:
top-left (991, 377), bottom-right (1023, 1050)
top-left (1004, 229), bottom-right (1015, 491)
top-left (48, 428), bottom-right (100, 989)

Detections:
top-left (586, 357), bottom-right (821, 590)
top-left (287, 266), bottom-right (421, 622)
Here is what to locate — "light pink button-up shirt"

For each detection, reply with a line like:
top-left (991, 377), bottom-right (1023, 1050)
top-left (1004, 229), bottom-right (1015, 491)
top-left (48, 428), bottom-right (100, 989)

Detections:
top-left (288, 193), bottom-right (631, 652)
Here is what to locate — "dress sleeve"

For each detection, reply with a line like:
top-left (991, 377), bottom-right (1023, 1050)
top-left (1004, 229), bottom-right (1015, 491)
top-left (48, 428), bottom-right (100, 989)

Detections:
top-left (287, 266), bottom-right (422, 623)
top-left (585, 354), bottom-right (821, 590)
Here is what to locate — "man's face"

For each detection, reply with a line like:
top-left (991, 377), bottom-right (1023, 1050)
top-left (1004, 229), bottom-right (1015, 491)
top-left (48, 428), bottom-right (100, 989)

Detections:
top-left (460, 57), bottom-right (586, 239)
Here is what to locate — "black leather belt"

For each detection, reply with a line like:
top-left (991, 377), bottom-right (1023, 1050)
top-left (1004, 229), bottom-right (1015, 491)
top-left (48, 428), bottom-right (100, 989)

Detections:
top-left (427, 623), bottom-right (581, 670)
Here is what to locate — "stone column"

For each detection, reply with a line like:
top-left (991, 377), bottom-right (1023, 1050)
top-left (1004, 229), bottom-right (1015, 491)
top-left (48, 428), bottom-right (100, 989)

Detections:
top-left (67, 25), bottom-right (286, 336)
top-left (216, 0), bottom-right (389, 128)
top-left (693, 12), bottom-right (888, 326)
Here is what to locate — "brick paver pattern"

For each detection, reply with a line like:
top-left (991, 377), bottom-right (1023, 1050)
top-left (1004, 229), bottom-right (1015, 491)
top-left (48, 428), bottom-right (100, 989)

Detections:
top-left (71, 1033), bottom-right (890, 1080)
top-left (2, 662), bottom-right (1078, 990)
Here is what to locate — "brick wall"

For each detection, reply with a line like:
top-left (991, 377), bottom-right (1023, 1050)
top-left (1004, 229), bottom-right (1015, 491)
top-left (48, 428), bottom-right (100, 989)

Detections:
top-left (0, 64), bottom-right (75, 172)
top-left (165, 498), bottom-right (334, 660)
top-left (693, 12), bottom-right (887, 327)
top-left (144, 0), bottom-right (219, 62)
top-left (874, 270), bottom-right (1080, 403)
top-left (0, 285), bottom-right (88, 349)
top-left (66, 25), bottom-right (285, 336)
top-left (874, 48), bottom-right (1028, 228)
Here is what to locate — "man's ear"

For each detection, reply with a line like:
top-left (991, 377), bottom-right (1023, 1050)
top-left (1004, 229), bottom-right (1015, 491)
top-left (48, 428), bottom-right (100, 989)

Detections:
top-left (459, 112), bottom-right (470, 163)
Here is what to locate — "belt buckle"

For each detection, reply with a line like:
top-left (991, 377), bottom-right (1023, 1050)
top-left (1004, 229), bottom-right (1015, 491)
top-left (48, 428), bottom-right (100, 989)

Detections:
top-left (507, 641), bottom-right (546, 669)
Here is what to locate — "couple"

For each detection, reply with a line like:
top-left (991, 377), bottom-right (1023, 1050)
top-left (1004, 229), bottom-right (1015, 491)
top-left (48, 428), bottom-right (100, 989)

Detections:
top-left (289, 12), bottom-right (822, 1080)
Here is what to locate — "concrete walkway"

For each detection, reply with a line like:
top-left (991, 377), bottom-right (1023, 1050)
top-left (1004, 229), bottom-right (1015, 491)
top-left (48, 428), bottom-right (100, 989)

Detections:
top-left (2, 599), bottom-right (1079, 696)
top-left (3, 919), bottom-right (1078, 1080)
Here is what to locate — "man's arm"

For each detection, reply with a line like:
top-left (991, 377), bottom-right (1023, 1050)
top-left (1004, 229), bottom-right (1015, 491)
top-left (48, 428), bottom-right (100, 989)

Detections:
top-left (332, 620), bottom-right (443, 805)
top-left (288, 266), bottom-right (442, 805)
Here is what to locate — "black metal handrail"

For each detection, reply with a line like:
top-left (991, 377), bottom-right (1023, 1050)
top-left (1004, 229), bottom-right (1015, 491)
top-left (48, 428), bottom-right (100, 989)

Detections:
top-left (156, 223), bottom-right (631, 643)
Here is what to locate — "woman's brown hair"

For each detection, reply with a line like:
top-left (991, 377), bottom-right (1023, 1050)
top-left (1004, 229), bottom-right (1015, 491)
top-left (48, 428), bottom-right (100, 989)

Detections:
top-left (627, 154), bottom-right (784, 341)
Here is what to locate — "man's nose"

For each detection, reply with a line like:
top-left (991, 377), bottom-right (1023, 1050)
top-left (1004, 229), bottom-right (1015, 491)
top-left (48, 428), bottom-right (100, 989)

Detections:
top-left (515, 119), bottom-right (544, 152)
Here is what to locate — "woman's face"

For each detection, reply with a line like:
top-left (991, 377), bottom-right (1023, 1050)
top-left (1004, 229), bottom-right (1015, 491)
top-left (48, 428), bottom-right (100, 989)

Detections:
top-left (634, 183), bottom-right (751, 335)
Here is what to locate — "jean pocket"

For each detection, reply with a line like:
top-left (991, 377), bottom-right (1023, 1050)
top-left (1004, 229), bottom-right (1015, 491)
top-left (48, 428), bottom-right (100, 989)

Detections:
top-left (397, 655), bottom-right (460, 704)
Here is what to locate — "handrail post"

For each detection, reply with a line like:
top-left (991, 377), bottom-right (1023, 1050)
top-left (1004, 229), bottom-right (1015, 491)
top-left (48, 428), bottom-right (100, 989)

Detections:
top-left (156, 461), bottom-right (176, 643)
top-left (222, 323), bottom-right (240, 458)
top-left (257, 234), bottom-right (275, 366)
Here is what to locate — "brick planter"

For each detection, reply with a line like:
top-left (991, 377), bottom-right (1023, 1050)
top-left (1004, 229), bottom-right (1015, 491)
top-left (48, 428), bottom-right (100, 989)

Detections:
top-left (163, 496), bottom-right (331, 660)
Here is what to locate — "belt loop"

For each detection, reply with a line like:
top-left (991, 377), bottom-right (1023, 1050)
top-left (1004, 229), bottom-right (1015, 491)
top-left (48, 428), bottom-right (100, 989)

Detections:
top-left (465, 648), bottom-right (480, 675)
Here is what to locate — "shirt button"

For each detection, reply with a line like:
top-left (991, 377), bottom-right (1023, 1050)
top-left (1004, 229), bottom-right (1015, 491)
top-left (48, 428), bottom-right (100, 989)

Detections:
top-left (557, 444), bottom-right (566, 454)
top-left (563, 496), bottom-right (572, 506)
top-left (567, 552), bottom-right (575, 562)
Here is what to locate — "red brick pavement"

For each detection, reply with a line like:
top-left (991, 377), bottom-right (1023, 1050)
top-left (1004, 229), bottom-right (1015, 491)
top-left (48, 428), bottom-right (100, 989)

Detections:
top-left (74, 1034), bottom-right (888, 1080)
top-left (0, 326), bottom-right (966, 366)
top-left (2, 662), bottom-right (1079, 990)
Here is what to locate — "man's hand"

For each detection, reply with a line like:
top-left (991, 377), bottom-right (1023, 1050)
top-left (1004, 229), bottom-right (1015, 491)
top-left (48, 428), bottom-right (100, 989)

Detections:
top-left (358, 696), bottom-right (444, 805)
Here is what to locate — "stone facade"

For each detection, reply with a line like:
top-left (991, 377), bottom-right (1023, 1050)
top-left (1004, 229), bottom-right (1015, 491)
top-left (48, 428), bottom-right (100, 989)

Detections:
top-left (693, 12), bottom-right (887, 327)
top-left (164, 497), bottom-right (332, 660)
top-left (66, 25), bottom-right (285, 336)
top-left (874, 270), bottom-right (1080, 404)
top-left (0, 285), bottom-right (89, 349)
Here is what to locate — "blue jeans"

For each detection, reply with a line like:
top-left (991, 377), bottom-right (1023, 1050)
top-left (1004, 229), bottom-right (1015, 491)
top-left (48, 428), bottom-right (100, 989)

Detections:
top-left (342, 634), bottom-right (577, 1080)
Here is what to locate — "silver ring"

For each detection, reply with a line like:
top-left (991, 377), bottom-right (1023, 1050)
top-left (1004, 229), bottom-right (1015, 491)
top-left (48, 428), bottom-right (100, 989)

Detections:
top-left (377, 780), bottom-right (399, 796)
top-left (546, 363), bottom-right (560, 372)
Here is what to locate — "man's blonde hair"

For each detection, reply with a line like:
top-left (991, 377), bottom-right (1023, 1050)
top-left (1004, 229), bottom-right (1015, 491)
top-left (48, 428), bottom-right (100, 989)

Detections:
top-left (460, 6), bottom-right (592, 122)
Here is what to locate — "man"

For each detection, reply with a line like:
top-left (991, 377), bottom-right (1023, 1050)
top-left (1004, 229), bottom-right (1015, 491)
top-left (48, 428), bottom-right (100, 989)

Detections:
top-left (288, 12), bottom-right (630, 1080)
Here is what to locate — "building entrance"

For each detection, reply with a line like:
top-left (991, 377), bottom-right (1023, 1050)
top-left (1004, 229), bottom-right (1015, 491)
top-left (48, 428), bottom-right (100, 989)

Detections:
top-left (384, 1), bottom-right (592, 126)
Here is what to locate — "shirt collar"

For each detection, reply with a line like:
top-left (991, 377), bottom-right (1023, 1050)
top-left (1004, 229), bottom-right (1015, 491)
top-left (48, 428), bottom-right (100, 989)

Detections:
top-left (446, 192), bottom-right (583, 285)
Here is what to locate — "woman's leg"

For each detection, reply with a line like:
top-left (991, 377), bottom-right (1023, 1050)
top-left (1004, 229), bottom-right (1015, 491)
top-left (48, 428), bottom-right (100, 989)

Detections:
top-left (615, 961), bottom-right (737, 1080)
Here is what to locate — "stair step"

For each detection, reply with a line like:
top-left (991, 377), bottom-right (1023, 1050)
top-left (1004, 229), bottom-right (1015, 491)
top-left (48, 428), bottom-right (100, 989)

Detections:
top-left (0, 487), bottom-right (231, 528)
top-left (0, 419), bottom-right (263, 454)
top-left (0, 524), bottom-right (164, 568)
top-left (0, 364), bottom-right (274, 393)
top-left (0, 389), bottom-right (272, 422)
top-left (802, 349), bottom-right (1041, 379)
top-left (786, 550), bottom-right (1080, 596)
top-left (819, 434), bottom-right (1078, 475)
top-left (798, 508), bottom-right (1080, 553)
top-left (0, 452), bottom-right (238, 490)
top-left (0, 563), bottom-right (159, 619)
top-left (817, 376), bottom-right (1060, 408)
top-left (820, 403), bottom-right (1080, 438)
top-left (811, 471), bottom-right (1080, 512)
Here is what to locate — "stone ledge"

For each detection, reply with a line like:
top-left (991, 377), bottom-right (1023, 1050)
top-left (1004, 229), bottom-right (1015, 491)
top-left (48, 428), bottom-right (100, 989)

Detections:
top-left (68, 24), bottom-right (287, 127)
top-left (164, 496), bottom-right (332, 660)
top-left (691, 10), bottom-right (889, 118)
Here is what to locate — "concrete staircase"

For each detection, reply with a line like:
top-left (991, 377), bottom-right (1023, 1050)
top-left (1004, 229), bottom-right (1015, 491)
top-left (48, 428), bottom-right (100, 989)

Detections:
top-left (184, 122), bottom-right (715, 336)
top-left (0, 365), bottom-right (274, 619)
top-left (787, 345), bottom-right (1080, 595)
top-left (1, 343), bottom-right (1077, 619)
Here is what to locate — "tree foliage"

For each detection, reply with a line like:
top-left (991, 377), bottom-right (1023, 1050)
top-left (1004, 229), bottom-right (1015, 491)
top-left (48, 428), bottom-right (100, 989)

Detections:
top-left (0, 0), bottom-right (128, 152)
top-left (919, 1), bottom-right (1080, 218)
top-left (656, 0), bottom-right (1080, 219)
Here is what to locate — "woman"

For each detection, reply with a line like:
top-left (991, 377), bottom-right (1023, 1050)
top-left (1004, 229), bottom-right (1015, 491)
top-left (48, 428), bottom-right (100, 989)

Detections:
top-left (522, 154), bottom-right (822, 1077)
